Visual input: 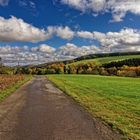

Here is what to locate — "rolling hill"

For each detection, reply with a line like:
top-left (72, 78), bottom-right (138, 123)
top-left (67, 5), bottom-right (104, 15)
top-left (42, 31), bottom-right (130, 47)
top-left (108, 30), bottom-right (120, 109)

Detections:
top-left (67, 55), bottom-right (140, 66)
top-left (31, 52), bottom-right (140, 68)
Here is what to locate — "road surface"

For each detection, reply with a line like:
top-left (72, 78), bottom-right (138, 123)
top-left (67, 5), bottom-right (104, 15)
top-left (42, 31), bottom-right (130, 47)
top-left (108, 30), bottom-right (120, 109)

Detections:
top-left (0, 77), bottom-right (121, 140)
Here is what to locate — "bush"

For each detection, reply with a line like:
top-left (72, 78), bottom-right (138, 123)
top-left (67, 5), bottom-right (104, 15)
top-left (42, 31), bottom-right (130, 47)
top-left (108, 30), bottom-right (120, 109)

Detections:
top-left (117, 70), bottom-right (137, 77)
top-left (99, 68), bottom-right (109, 76)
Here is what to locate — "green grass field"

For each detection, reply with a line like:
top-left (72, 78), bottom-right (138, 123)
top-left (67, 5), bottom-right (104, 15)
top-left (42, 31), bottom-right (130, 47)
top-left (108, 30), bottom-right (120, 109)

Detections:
top-left (48, 75), bottom-right (140, 140)
top-left (68, 55), bottom-right (140, 66)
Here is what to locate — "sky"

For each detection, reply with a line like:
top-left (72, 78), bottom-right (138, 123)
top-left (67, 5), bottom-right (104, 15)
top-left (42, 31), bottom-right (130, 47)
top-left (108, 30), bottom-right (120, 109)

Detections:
top-left (0, 0), bottom-right (140, 66)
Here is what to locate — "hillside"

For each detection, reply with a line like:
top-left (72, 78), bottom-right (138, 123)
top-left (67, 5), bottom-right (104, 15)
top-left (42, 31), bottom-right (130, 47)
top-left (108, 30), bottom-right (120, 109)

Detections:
top-left (67, 55), bottom-right (140, 66)
top-left (12, 52), bottom-right (140, 76)
top-left (29, 52), bottom-right (140, 68)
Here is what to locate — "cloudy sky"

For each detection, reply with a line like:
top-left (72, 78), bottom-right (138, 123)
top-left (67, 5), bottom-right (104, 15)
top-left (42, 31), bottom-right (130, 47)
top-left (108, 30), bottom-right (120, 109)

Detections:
top-left (0, 0), bottom-right (140, 66)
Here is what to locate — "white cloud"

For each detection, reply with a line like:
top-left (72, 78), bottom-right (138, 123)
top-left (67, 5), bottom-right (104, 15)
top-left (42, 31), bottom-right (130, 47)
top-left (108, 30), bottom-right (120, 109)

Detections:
top-left (61, 0), bottom-right (140, 22)
top-left (56, 43), bottom-right (79, 57)
top-left (1, 24), bottom-right (140, 66)
top-left (47, 26), bottom-right (75, 40)
top-left (61, 0), bottom-right (87, 11)
top-left (76, 28), bottom-right (140, 52)
top-left (77, 31), bottom-right (94, 39)
top-left (93, 28), bottom-right (140, 52)
top-left (0, 0), bottom-right (9, 6)
top-left (1, 33), bottom-right (140, 66)
top-left (0, 43), bottom-right (100, 66)
top-left (0, 16), bottom-right (47, 43)
top-left (93, 31), bottom-right (106, 40)
top-left (56, 26), bottom-right (75, 40)
top-left (0, 16), bottom-right (75, 43)
top-left (31, 44), bottom-right (56, 53)
top-left (55, 43), bottom-right (100, 58)
top-left (0, 45), bottom-right (56, 66)
top-left (89, 0), bottom-right (106, 12)
top-left (81, 45), bottom-right (101, 54)
top-left (0, 45), bottom-right (29, 53)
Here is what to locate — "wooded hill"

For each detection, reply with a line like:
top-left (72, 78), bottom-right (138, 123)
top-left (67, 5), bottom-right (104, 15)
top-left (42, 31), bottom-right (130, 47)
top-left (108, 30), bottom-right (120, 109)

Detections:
top-left (1, 52), bottom-right (140, 77)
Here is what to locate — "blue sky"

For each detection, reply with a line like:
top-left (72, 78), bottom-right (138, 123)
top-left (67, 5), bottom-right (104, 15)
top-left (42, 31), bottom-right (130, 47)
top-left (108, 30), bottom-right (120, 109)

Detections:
top-left (0, 0), bottom-right (140, 65)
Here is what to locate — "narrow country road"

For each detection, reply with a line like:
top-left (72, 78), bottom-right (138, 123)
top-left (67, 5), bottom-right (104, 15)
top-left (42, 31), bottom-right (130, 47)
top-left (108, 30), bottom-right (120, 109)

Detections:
top-left (0, 77), bottom-right (121, 140)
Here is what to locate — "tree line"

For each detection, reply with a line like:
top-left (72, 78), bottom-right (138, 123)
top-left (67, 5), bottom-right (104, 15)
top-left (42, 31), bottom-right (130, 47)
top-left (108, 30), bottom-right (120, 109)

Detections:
top-left (103, 58), bottom-right (140, 68)
top-left (12, 58), bottom-right (140, 77)
top-left (1, 57), bottom-right (140, 77)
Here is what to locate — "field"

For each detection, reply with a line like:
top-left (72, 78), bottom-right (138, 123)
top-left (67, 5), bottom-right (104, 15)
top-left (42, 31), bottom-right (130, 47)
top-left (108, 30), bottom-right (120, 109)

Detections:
top-left (48, 75), bottom-right (140, 140)
top-left (68, 55), bottom-right (140, 66)
top-left (0, 75), bottom-right (31, 101)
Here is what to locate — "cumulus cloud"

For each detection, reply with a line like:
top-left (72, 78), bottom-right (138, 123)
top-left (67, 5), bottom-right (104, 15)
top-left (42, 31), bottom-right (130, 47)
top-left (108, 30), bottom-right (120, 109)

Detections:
top-left (0, 16), bottom-right (47, 43)
top-left (1, 32), bottom-right (140, 66)
top-left (56, 26), bottom-right (75, 40)
top-left (56, 43), bottom-right (81, 57)
top-left (0, 45), bottom-right (56, 66)
top-left (0, 43), bottom-right (101, 66)
top-left (0, 45), bottom-right (29, 54)
top-left (60, 0), bottom-right (140, 22)
top-left (93, 28), bottom-right (140, 52)
top-left (1, 24), bottom-right (140, 66)
top-left (93, 31), bottom-right (106, 40)
top-left (46, 26), bottom-right (75, 40)
top-left (77, 31), bottom-right (94, 39)
top-left (31, 44), bottom-right (56, 53)
top-left (0, 16), bottom-right (75, 43)
top-left (55, 43), bottom-right (100, 58)
top-left (0, 0), bottom-right (9, 6)
top-left (61, 0), bottom-right (87, 11)
top-left (75, 28), bottom-right (140, 52)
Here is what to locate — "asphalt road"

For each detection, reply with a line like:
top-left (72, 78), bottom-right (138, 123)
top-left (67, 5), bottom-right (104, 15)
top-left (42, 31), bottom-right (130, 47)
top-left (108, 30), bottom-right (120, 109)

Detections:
top-left (0, 77), bottom-right (121, 140)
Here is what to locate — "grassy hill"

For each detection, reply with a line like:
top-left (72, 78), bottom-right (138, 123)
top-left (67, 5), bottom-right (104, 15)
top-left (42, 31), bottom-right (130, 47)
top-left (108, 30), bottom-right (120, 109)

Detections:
top-left (67, 55), bottom-right (140, 66)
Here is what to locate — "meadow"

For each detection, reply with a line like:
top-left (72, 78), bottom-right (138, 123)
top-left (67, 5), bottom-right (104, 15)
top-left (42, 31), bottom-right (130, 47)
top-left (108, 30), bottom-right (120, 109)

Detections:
top-left (48, 75), bottom-right (140, 140)
top-left (68, 55), bottom-right (140, 66)
top-left (0, 75), bottom-right (31, 102)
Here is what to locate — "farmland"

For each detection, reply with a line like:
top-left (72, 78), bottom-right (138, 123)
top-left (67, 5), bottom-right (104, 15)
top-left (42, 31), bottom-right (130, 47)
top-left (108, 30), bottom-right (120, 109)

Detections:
top-left (0, 75), bottom-right (31, 101)
top-left (48, 75), bottom-right (140, 140)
